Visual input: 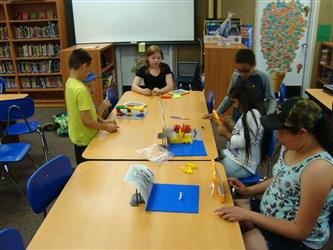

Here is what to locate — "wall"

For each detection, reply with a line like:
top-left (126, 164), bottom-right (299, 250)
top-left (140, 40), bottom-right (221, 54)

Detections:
top-left (310, 0), bottom-right (333, 87)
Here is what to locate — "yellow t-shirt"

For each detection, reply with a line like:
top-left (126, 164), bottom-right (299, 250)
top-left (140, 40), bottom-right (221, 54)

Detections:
top-left (65, 77), bottom-right (97, 146)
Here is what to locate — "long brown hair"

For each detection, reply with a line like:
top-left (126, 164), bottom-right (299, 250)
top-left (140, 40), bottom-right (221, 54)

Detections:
top-left (144, 45), bottom-right (166, 75)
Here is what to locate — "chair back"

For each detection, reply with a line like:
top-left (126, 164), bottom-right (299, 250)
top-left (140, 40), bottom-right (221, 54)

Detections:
top-left (0, 76), bottom-right (5, 94)
top-left (190, 63), bottom-right (204, 91)
top-left (0, 97), bottom-right (35, 122)
top-left (279, 83), bottom-right (286, 104)
top-left (26, 155), bottom-right (73, 214)
top-left (0, 228), bottom-right (25, 250)
top-left (206, 90), bottom-right (215, 113)
top-left (105, 86), bottom-right (118, 108)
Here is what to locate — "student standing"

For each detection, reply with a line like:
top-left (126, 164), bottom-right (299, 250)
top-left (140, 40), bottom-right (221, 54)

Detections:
top-left (65, 49), bottom-right (118, 165)
top-left (131, 45), bottom-right (174, 95)
top-left (215, 98), bottom-right (333, 250)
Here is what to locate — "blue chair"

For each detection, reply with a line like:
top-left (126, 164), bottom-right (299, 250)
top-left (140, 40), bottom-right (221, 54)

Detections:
top-left (26, 155), bottom-right (73, 217)
top-left (0, 142), bottom-right (37, 197)
top-left (0, 76), bottom-right (5, 94)
top-left (279, 83), bottom-right (286, 104)
top-left (0, 228), bottom-right (24, 250)
top-left (206, 90), bottom-right (215, 113)
top-left (0, 97), bottom-right (49, 161)
top-left (238, 130), bottom-right (276, 185)
top-left (105, 86), bottom-right (118, 109)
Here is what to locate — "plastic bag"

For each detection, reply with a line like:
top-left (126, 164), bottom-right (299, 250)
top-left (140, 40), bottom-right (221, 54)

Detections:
top-left (136, 144), bottom-right (173, 163)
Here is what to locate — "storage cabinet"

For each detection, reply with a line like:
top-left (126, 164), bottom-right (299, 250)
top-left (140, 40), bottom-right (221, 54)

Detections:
top-left (0, 0), bottom-right (67, 107)
top-left (60, 43), bottom-right (116, 106)
top-left (317, 42), bottom-right (333, 86)
top-left (204, 43), bottom-right (245, 115)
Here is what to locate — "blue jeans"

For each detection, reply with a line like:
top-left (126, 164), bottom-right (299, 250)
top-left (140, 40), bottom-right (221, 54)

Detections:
top-left (219, 151), bottom-right (252, 178)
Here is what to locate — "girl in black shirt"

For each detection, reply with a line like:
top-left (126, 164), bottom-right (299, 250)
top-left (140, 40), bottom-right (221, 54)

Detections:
top-left (131, 45), bottom-right (174, 95)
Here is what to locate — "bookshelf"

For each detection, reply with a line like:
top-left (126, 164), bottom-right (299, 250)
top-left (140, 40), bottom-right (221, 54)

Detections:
top-left (60, 43), bottom-right (117, 106)
top-left (0, 0), bottom-right (67, 107)
top-left (317, 42), bottom-right (333, 86)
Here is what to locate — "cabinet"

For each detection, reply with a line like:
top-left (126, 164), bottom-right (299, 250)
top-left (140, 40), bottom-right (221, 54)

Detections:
top-left (204, 43), bottom-right (246, 115)
top-left (317, 42), bottom-right (333, 86)
top-left (0, 0), bottom-right (67, 107)
top-left (60, 43), bottom-right (116, 106)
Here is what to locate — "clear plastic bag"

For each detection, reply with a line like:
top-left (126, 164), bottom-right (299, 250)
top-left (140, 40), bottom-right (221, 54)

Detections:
top-left (136, 144), bottom-right (173, 163)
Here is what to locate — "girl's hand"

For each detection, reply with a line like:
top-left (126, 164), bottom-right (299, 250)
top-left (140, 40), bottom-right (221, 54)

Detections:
top-left (217, 124), bottom-right (229, 137)
top-left (152, 88), bottom-right (161, 95)
top-left (228, 177), bottom-right (250, 195)
top-left (214, 206), bottom-right (251, 222)
top-left (105, 123), bottom-right (119, 133)
top-left (143, 88), bottom-right (152, 96)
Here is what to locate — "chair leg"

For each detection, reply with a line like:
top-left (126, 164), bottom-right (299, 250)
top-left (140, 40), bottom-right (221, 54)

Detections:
top-left (37, 128), bottom-right (49, 161)
top-left (4, 164), bottom-right (25, 198)
top-left (27, 153), bottom-right (38, 170)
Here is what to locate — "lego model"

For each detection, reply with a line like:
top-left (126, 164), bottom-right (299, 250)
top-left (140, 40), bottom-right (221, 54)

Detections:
top-left (115, 105), bottom-right (145, 118)
top-left (169, 124), bottom-right (193, 144)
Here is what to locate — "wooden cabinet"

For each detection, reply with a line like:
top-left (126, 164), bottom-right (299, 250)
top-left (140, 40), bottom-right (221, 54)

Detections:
top-left (317, 42), bottom-right (333, 86)
top-left (60, 43), bottom-right (116, 106)
top-left (0, 0), bottom-right (67, 107)
top-left (204, 43), bottom-right (245, 114)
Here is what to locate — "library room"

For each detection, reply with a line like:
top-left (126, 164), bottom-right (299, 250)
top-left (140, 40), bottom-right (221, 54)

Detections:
top-left (0, 0), bottom-right (333, 249)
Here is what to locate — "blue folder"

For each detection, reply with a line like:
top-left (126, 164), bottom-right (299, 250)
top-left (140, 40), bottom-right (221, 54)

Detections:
top-left (168, 140), bottom-right (207, 156)
top-left (146, 184), bottom-right (199, 214)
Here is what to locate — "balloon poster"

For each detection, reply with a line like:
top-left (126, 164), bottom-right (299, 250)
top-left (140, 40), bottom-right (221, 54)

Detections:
top-left (260, 0), bottom-right (308, 73)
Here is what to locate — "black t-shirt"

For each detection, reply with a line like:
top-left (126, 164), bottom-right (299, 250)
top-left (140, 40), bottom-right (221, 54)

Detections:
top-left (136, 62), bottom-right (172, 90)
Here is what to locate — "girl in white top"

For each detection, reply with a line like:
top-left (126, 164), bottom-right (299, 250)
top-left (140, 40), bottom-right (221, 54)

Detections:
top-left (218, 81), bottom-right (265, 178)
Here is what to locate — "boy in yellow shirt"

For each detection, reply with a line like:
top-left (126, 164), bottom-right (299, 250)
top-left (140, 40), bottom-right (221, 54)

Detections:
top-left (65, 49), bottom-right (118, 164)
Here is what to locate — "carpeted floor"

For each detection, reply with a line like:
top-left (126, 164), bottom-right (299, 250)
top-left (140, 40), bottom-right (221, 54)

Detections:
top-left (0, 107), bottom-right (332, 249)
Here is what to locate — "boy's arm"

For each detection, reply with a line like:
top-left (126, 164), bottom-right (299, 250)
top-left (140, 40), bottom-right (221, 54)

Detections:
top-left (80, 111), bottom-right (118, 133)
top-left (262, 73), bottom-right (276, 114)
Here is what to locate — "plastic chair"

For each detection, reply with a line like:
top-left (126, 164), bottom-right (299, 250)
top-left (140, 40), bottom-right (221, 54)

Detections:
top-left (206, 90), bottom-right (215, 113)
top-left (238, 130), bottom-right (276, 185)
top-left (190, 63), bottom-right (204, 91)
top-left (0, 76), bottom-right (5, 94)
top-left (175, 62), bottom-right (198, 91)
top-left (0, 97), bottom-right (49, 161)
top-left (279, 83), bottom-right (286, 104)
top-left (105, 86), bottom-right (118, 108)
top-left (26, 155), bottom-right (73, 217)
top-left (0, 228), bottom-right (25, 250)
top-left (0, 142), bottom-right (37, 197)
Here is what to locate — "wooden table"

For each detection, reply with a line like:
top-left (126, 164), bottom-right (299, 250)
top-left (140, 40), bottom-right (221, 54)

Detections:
top-left (305, 88), bottom-right (333, 112)
top-left (27, 161), bottom-right (245, 250)
top-left (0, 93), bottom-right (28, 101)
top-left (83, 91), bottom-right (218, 160)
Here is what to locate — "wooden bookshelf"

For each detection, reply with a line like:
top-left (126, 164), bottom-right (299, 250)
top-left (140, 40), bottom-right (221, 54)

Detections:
top-left (317, 42), bottom-right (333, 87)
top-left (60, 43), bottom-right (117, 106)
top-left (0, 0), bottom-right (67, 107)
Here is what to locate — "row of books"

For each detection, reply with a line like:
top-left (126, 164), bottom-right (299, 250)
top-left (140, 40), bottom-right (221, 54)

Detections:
top-left (13, 22), bottom-right (58, 39)
top-left (320, 47), bottom-right (333, 65)
top-left (14, 10), bottom-right (55, 20)
top-left (0, 61), bottom-right (14, 74)
top-left (2, 77), bottom-right (16, 89)
top-left (21, 76), bottom-right (62, 89)
top-left (17, 43), bottom-right (60, 58)
top-left (320, 68), bottom-right (333, 84)
top-left (0, 26), bottom-right (8, 40)
top-left (0, 44), bottom-right (11, 58)
top-left (17, 60), bottom-right (60, 73)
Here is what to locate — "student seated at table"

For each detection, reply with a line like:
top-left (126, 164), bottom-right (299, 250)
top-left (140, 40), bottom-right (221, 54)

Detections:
top-left (215, 98), bottom-right (333, 250)
top-left (131, 45), bottom-right (174, 96)
top-left (65, 49), bottom-right (119, 165)
top-left (203, 48), bottom-right (275, 123)
top-left (217, 81), bottom-right (265, 178)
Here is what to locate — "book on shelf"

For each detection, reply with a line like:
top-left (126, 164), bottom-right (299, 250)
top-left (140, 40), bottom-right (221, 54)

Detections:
top-left (21, 76), bottom-right (62, 89)
top-left (17, 43), bottom-right (60, 57)
top-left (17, 60), bottom-right (60, 73)
top-left (0, 61), bottom-right (14, 74)
top-left (13, 23), bottom-right (59, 39)
top-left (0, 26), bottom-right (8, 40)
top-left (0, 44), bottom-right (11, 58)
top-left (320, 47), bottom-right (332, 65)
top-left (3, 77), bottom-right (16, 89)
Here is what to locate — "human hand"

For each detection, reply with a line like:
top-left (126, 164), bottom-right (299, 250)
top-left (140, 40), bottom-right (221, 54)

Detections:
top-left (228, 177), bottom-right (250, 195)
top-left (214, 206), bottom-right (251, 222)
top-left (152, 88), bottom-right (161, 95)
top-left (217, 124), bottom-right (229, 137)
top-left (143, 88), bottom-right (152, 96)
top-left (105, 118), bottom-right (117, 126)
top-left (105, 123), bottom-right (119, 133)
top-left (202, 113), bottom-right (213, 120)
